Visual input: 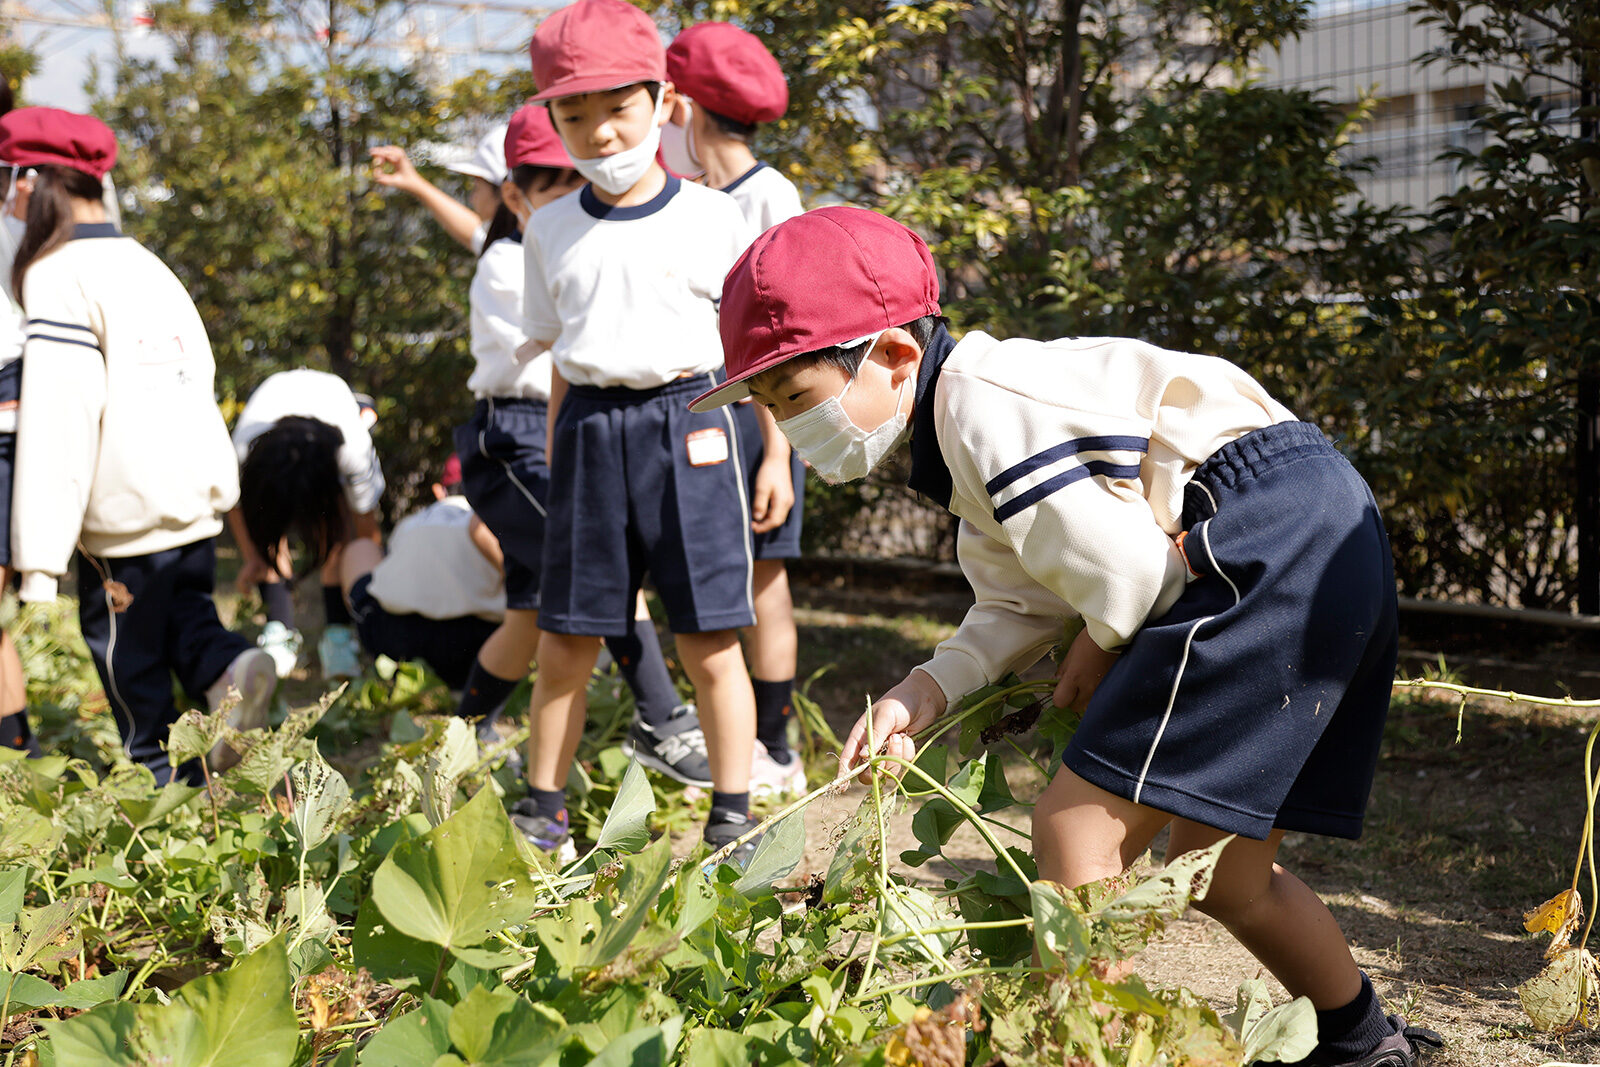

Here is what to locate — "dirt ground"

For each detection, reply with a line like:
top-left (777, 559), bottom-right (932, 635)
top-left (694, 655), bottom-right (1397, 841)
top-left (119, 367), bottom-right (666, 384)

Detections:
top-left (782, 600), bottom-right (1600, 1067)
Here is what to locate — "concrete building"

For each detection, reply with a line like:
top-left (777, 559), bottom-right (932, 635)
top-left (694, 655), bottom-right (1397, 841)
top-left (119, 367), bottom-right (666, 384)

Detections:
top-left (1258, 0), bottom-right (1581, 213)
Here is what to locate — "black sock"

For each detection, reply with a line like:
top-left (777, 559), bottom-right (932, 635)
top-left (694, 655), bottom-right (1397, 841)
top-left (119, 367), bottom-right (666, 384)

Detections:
top-left (709, 791), bottom-right (749, 823)
top-left (1312, 973), bottom-right (1391, 1063)
top-left (2, 711), bottom-right (38, 757)
top-left (753, 677), bottom-right (795, 763)
top-left (528, 788), bottom-right (567, 824)
top-left (259, 582), bottom-right (295, 626)
top-left (457, 659), bottom-right (520, 728)
top-left (604, 616), bottom-right (679, 729)
top-left (322, 583), bottom-right (352, 627)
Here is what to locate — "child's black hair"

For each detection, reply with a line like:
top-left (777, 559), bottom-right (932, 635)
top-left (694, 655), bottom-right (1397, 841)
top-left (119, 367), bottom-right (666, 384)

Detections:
top-left (704, 108), bottom-right (756, 144)
top-left (509, 163), bottom-right (579, 196)
top-left (478, 203), bottom-right (521, 258)
top-left (12, 165), bottom-right (104, 304)
top-left (239, 416), bottom-right (348, 579)
top-left (755, 315), bottom-right (944, 386)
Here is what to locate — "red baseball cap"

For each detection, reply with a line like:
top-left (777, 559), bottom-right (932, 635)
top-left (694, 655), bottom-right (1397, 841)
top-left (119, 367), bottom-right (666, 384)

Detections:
top-left (529, 0), bottom-right (667, 104)
top-left (504, 103), bottom-right (573, 170)
top-left (441, 453), bottom-right (463, 489)
top-left (690, 206), bottom-right (941, 412)
top-left (666, 22), bottom-right (787, 126)
top-left (0, 107), bottom-right (117, 179)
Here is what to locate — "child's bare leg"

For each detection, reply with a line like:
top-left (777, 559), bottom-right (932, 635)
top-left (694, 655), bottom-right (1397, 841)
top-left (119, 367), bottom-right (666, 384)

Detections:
top-left (1032, 767), bottom-right (1173, 885)
top-left (675, 629), bottom-right (754, 794)
top-left (525, 632), bottom-right (601, 791)
top-left (0, 627), bottom-right (24, 719)
top-left (475, 608), bottom-right (543, 681)
top-left (742, 560), bottom-right (796, 680)
top-left (1168, 820), bottom-right (1361, 1010)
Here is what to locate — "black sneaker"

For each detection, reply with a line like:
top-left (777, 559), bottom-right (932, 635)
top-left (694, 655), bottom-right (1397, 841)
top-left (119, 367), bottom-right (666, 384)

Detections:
top-left (510, 798), bottom-right (577, 864)
top-left (621, 705), bottom-right (712, 787)
top-left (1260, 1015), bottom-right (1443, 1067)
top-left (702, 811), bottom-right (761, 872)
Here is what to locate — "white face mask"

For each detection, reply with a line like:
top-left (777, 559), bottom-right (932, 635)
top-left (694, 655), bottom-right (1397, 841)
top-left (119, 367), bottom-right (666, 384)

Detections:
top-left (776, 333), bottom-right (911, 484)
top-left (570, 89), bottom-right (665, 196)
top-left (660, 100), bottom-right (703, 179)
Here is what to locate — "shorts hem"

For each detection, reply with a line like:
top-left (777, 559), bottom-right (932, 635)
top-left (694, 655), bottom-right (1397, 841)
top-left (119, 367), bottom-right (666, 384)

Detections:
top-left (1063, 747), bottom-right (1278, 841)
top-left (535, 612), bottom-right (634, 638)
top-left (663, 607), bottom-right (757, 634)
top-left (751, 544), bottom-right (800, 561)
top-left (1274, 805), bottom-right (1365, 840)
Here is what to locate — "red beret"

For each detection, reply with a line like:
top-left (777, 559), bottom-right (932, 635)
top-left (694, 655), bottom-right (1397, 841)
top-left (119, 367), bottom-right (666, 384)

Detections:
top-left (0, 107), bottom-right (117, 179)
top-left (504, 103), bottom-right (573, 170)
top-left (666, 22), bottom-right (787, 126)
top-left (529, 0), bottom-right (667, 104)
top-left (690, 207), bottom-right (941, 412)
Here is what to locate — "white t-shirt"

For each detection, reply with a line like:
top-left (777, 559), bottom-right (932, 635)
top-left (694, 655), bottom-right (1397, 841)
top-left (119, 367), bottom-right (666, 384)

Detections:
top-left (232, 369), bottom-right (385, 514)
top-left (365, 496), bottom-right (506, 622)
top-left (469, 236), bottom-right (552, 401)
top-left (721, 163), bottom-right (803, 235)
top-left (522, 176), bottom-right (753, 390)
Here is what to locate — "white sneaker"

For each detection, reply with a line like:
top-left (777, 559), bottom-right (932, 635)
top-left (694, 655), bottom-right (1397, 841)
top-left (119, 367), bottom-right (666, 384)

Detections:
top-left (749, 740), bottom-right (807, 800)
top-left (317, 624), bottom-right (363, 681)
top-left (255, 621), bottom-right (302, 678)
top-left (205, 648), bottom-right (278, 771)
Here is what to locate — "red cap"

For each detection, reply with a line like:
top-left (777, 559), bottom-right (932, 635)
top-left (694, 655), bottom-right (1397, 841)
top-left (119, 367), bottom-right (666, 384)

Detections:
top-left (665, 23), bottom-right (787, 126)
top-left (0, 107), bottom-right (117, 179)
top-left (504, 103), bottom-right (573, 170)
top-left (528, 0), bottom-right (666, 104)
top-left (690, 206), bottom-right (941, 412)
top-left (441, 453), bottom-right (463, 489)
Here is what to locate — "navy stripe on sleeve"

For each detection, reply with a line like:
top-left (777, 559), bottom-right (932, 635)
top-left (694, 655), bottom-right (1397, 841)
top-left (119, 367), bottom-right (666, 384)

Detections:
top-left (27, 332), bottom-right (103, 353)
top-left (25, 318), bottom-right (96, 336)
top-left (993, 459), bottom-right (1143, 523)
top-left (985, 435), bottom-right (1148, 496)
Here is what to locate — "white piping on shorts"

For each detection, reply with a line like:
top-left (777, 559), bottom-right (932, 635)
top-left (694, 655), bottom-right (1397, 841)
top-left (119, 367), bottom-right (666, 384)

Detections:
top-left (716, 400), bottom-right (756, 613)
top-left (95, 555), bottom-right (137, 760)
top-left (1131, 516), bottom-right (1240, 806)
top-left (481, 397), bottom-right (546, 518)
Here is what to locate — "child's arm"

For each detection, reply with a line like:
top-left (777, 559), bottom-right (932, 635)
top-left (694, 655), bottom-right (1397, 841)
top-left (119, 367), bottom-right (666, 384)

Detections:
top-left (11, 282), bottom-right (106, 602)
top-left (467, 514), bottom-right (505, 571)
top-left (546, 365), bottom-right (568, 463)
top-left (749, 403), bottom-right (794, 533)
top-left (369, 146), bottom-right (484, 252)
top-left (228, 506), bottom-right (272, 594)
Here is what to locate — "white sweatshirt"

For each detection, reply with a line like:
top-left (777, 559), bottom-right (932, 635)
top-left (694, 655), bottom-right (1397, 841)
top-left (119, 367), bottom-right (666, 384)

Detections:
top-left (232, 369), bottom-right (385, 514)
top-left (721, 163), bottom-right (803, 235)
top-left (911, 329), bottom-right (1298, 702)
top-left (13, 224), bottom-right (240, 601)
top-left (365, 496), bottom-right (505, 621)
top-left (468, 237), bottom-right (551, 400)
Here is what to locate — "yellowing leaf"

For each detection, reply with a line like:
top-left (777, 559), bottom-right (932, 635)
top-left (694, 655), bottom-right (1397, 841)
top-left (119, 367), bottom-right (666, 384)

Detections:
top-left (1518, 947), bottom-right (1600, 1032)
top-left (1524, 889), bottom-right (1584, 958)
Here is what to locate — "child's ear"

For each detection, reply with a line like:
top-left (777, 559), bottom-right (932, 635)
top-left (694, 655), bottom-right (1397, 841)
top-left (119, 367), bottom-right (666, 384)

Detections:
top-left (879, 327), bottom-right (924, 384)
top-left (501, 180), bottom-right (529, 220)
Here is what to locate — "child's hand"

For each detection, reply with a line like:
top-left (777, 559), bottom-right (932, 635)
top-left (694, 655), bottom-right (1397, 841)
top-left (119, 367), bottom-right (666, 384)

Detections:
top-left (839, 668), bottom-right (948, 783)
top-left (369, 145), bottom-right (423, 193)
top-left (750, 456), bottom-right (795, 533)
top-left (235, 556), bottom-right (271, 596)
top-left (1053, 627), bottom-right (1119, 710)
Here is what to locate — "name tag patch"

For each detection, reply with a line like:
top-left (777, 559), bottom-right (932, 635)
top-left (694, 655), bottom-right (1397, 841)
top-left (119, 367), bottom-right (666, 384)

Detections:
top-left (685, 427), bottom-right (730, 467)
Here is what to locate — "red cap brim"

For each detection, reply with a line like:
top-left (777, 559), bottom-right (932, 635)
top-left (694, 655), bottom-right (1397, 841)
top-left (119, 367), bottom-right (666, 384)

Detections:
top-left (688, 368), bottom-right (762, 412)
top-left (530, 74), bottom-right (657, 103)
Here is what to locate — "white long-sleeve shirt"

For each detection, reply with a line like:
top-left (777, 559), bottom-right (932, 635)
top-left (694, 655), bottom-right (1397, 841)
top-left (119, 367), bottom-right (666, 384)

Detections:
top-left (365, 496), bottom-right (505, 621)
top-left (467, 236), bottom-right (551, 400)
top-left (13, 224), bottom-right (240, 601)
top-left (910, 328), bottom-right (1297, 702)
top-left (232, 369), bottom-right (385, 514)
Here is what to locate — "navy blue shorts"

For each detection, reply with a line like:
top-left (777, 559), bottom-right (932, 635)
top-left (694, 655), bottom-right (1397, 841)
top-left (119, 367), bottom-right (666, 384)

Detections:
top-left (454, 398), bottom-right (548, 612)
top-left (0, 359), bottom-right (20, 569)
top-left (348, 575), bottom-right (498, 690)
top-left (731, 399), bottom-right (805, 560)
top-left (540, 374), bottom-right (755, 637)
top-left (1064, 421), bottom-right (1398, 841)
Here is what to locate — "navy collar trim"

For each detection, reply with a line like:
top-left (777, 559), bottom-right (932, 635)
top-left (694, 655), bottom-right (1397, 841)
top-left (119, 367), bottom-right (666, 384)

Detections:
top-left (71, 222), bottom-right (122, 240)
top-left (579, 174), bottom-right (680, 220)
top-left (906, 321), bottom-right (957, 508)
top-left (719, 162), bottom-right (767, 195)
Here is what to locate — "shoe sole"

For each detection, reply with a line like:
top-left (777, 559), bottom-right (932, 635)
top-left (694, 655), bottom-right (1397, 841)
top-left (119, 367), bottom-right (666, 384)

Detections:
top-left (620, 738), bottom-right (713, 789)
top-left (210, 650), bottom-right (278, 772)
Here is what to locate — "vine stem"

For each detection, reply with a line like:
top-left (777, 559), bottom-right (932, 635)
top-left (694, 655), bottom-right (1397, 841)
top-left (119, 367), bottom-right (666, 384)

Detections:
top-left (848, 964), bottom-right (1051, 1004)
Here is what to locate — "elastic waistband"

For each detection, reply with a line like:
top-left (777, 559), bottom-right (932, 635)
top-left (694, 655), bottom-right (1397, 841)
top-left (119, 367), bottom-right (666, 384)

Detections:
top-left (566, 373), bottom-right (715, 403)
top-left (473, 396), bottom-right (548, 416)
top-left (1190, 420), bottom-right (1335, 494)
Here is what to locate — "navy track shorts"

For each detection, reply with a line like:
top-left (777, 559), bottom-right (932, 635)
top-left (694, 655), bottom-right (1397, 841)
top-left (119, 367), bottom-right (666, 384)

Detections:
top-left (1064, 420), bottom-right (1398, 840)
top-left (731, 398), bottom-right (805, 560)
top-left (454, 397), bottom-right (548, 612)
top-left (539, 373), bottom-right (755, 637)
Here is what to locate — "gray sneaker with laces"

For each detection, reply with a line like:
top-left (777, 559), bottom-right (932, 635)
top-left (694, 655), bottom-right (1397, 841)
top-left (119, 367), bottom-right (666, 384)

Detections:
top-left (621, 704), bottom-right (712, 787)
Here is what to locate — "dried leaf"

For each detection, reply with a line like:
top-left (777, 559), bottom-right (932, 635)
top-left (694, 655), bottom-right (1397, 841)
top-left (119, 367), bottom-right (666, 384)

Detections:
top-left (1518, 946), bottom-right (1600, 1032)
top-left (102, 581), bottom-right (133, 613)
top-left (1524, 889), bottom-right (1584, 957)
